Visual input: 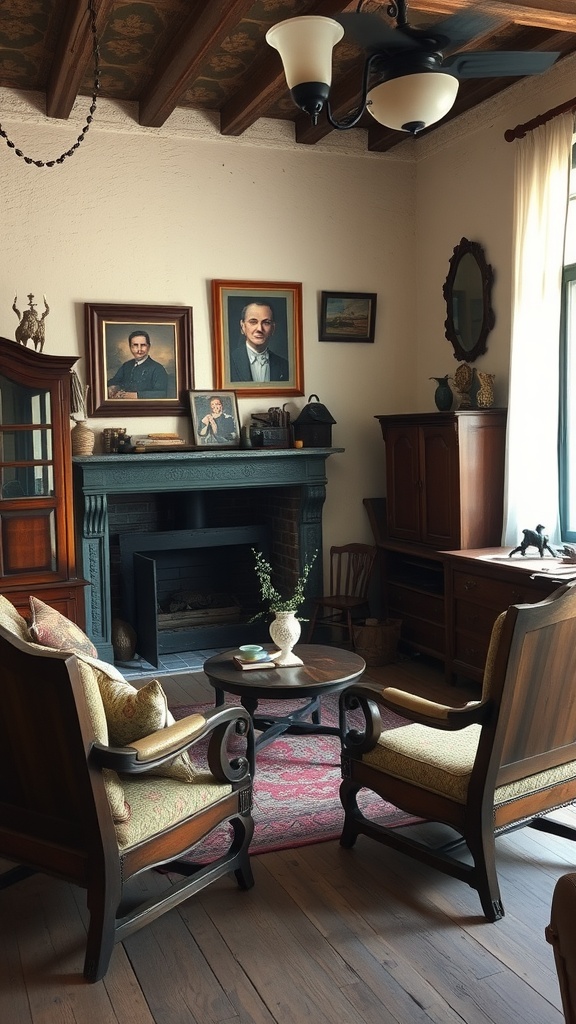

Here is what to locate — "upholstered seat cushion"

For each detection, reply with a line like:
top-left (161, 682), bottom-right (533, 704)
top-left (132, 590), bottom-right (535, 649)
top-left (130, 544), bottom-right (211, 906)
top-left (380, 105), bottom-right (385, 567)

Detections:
top-left (364, 722), bottom-right (576, 807)
top-left (116, 775), bottom-right (232, 850)
top-left (364, 723), bottom-right (481, 802)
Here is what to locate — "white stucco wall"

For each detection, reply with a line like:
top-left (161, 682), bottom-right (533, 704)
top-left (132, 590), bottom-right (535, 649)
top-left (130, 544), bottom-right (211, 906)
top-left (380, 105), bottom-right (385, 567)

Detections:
top-left (0, 50), bottom-right (575, 563)
top-left (0, 93), bottom-right (417, 555)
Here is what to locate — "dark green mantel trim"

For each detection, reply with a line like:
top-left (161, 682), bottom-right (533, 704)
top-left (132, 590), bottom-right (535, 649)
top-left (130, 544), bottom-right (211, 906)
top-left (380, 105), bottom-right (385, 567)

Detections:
top-left (72, 447), bottom-right (344, 494)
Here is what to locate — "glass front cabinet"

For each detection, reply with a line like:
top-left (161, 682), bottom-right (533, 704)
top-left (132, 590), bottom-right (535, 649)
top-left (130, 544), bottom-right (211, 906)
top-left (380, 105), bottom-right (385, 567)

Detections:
top-left (0, 336), bottom-right (85, 623)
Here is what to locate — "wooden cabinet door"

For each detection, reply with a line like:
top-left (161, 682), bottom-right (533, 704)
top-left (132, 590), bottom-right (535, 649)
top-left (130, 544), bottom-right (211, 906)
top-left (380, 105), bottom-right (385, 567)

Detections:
top-left (384, 423), bottom-right (421, 543)
top-left (0, 337), bottom-right (85, 624)
top-left (420, 420), bottom-right (461, 549)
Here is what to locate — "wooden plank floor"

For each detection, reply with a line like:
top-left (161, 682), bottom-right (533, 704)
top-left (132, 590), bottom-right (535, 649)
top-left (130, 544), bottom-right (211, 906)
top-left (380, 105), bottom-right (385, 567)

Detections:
top-left (0, 653), bottom-right (572, 1023)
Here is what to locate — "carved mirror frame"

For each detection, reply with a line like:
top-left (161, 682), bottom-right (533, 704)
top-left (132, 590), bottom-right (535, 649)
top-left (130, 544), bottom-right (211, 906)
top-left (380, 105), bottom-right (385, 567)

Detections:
top-left (443, 237), bottom-right (495, 362)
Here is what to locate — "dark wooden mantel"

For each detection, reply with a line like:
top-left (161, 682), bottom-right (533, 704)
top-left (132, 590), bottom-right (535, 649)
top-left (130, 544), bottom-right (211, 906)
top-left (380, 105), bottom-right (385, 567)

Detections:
top-left (73, 448), bottom-right (343, 661)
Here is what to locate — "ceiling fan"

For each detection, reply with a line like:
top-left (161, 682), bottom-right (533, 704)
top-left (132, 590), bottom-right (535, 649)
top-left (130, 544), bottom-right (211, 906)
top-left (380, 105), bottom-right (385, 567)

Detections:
top-left (267, 1), bottom-right (561, 135)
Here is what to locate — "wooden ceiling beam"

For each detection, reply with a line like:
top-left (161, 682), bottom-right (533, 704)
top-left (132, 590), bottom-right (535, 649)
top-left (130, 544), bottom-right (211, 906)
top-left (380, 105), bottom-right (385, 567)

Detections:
top-left (408, 1), bottom-right (576, 33)
top-left (46, 0), bottom-right (115, 119)
top-left (139, 0), bottom-right (255, 128)
top-left (219, 0), bottom-right (358, 137)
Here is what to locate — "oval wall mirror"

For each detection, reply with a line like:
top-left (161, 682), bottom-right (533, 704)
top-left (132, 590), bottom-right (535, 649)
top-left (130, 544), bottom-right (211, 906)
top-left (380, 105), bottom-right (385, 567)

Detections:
top-left (443, 237), bottom-right (495, 362)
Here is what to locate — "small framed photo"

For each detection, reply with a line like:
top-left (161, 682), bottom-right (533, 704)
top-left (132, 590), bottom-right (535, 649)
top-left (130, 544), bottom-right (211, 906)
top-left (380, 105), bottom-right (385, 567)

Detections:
top-left (85, 303), bottom-right (194, 416)
top-left (189, 390), bottom-right (241, 448)
top-left (211, 280), bottom-right (304, 398)
top-left (319, 291), bottom-right (377, 343)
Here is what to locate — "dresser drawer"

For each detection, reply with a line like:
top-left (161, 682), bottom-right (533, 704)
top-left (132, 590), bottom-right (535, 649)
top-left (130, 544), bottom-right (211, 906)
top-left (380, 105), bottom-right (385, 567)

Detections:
top-left (454, 598), bottom-right (499, 638)
top-left (454, 631), bottom-right (490, 672)
top-left (452, 570), bottom-right (548, 610)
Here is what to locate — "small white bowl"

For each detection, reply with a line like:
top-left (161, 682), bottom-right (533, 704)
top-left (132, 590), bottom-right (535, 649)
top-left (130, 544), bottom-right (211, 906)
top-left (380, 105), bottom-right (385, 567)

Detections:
top-left (238, 644), bottom-right (264, 662)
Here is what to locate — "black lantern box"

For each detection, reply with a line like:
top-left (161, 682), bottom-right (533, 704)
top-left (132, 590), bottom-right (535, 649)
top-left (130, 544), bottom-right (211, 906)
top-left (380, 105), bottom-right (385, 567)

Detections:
top-left (293, 395), bottom-right (336, 448)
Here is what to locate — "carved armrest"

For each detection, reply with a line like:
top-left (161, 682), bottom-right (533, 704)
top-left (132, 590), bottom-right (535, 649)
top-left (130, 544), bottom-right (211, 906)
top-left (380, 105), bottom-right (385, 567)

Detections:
top-left (91, 705), bottom-right (254, 783)
top-left (340, 683), bottom-right (491, 755)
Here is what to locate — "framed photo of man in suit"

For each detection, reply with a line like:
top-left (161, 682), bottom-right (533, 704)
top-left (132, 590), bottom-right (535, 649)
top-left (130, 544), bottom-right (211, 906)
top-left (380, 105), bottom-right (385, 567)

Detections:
top-left (85, 303), bottom-right (194, 416)
top-left (211, 281), bottom-right (304, 398)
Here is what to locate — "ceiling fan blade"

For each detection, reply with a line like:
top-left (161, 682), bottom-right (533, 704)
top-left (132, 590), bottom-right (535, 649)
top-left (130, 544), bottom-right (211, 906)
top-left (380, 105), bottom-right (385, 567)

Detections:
top-left (443, 50), bottom-right (560, 78)
top-left (424, 10), bottom-right (503, 53)
top-left (335, 12), bottom-right (416, 52)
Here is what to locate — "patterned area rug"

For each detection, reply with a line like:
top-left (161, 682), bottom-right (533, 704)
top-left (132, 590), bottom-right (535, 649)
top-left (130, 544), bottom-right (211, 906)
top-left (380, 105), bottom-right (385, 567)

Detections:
top-left (172, 694), bottom-right (421, 860)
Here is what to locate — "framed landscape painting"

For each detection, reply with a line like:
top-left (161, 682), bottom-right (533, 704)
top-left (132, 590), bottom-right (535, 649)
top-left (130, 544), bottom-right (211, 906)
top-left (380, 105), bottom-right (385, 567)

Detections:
top-left (319, 291), bottom-right (377, 343)
top-left (85, 303), bottom-right (194, 416)
top-left (211, 280), bottom-right (304, 398)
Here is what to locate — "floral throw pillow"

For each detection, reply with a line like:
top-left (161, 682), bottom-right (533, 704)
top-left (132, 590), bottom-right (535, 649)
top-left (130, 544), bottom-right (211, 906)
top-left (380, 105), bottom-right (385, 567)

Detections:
top-left (94, 669), bottom-right (196, 783)
top-left (28, 596), bottom-right (98, 659)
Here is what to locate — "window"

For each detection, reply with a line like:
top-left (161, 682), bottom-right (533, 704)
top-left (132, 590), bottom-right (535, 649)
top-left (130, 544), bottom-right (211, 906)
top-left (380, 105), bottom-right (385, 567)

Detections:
top-left (559, 142), bottom-right (576, 541)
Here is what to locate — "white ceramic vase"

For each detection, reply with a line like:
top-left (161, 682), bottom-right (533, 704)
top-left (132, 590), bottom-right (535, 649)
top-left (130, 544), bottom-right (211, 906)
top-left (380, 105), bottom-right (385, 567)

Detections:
top-left (269, 610), bottom-right (303, 667)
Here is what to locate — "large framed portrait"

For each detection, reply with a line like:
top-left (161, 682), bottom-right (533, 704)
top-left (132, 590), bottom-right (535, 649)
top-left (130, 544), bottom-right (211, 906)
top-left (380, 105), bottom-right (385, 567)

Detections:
top-left (85, 303), bottom-right (194, 416)
top-left (189, 390), bottom-right (241, 448)
top-left (211, 280), bottom-right (304, 398)
top-left (319, 291), bottom-right (377, 343)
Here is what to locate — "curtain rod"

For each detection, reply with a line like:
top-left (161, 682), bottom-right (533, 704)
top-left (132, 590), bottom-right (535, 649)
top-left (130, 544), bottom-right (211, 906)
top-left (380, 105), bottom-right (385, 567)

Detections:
top-left (505, 95), bottom-right (576, 141)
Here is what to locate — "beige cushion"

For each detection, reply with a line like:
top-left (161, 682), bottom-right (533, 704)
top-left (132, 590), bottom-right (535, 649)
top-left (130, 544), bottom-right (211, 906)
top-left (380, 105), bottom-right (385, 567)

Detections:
top-left (364, 721), bottom-right (576, 807)
top-left (28, 596), bottom-right (98, 658)
top-left (0, 595), bottom-right (30, 641)
top-left (117, 775), bottom-right (232, 850)
top-left (74, 659), bottom-right (131, 825)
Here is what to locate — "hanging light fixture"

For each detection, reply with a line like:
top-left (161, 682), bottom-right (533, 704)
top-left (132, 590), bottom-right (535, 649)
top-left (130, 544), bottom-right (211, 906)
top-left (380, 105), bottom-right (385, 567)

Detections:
top-left (266, 5), bottom-right (460, 136)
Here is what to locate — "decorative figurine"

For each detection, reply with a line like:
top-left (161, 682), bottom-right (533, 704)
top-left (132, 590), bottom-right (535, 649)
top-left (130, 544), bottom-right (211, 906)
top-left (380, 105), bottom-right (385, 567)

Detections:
top-left (453, 362), bottom-right (473, 409)
top-left (509, 524), bottom-right (557, 558)
top-left (12, 293), bottom-right (50, 351)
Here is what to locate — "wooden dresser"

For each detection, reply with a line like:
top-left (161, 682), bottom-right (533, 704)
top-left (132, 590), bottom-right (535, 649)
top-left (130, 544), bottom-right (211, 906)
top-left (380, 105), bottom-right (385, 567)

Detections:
top-left (443, 548), bottom-right (574, 683)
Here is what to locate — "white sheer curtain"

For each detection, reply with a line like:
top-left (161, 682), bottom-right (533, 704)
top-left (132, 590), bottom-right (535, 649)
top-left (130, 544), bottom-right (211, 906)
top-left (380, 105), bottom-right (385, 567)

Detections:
top-left (502, 112), bottom-right (574, 546)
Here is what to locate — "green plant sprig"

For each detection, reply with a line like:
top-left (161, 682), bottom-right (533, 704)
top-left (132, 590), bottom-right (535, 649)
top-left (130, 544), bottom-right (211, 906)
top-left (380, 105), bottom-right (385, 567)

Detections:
top-left (250, 548), bottom-right (317, 620)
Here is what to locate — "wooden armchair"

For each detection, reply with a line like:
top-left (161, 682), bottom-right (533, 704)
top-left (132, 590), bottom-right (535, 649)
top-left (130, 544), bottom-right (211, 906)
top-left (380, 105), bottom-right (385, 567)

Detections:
top-left (339, 581), bottom-right (576, 921)
top-left (547, 873), bottom-right (576, 1023)
top-left (0, 598), bottom-right (254, 982)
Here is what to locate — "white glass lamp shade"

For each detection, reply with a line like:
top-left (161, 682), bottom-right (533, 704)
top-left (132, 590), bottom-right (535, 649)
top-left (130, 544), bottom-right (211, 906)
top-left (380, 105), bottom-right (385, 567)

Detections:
top-left (266, 16), bottom-right (344, 90)
top-left (367, 73), bottom-right (459, 133)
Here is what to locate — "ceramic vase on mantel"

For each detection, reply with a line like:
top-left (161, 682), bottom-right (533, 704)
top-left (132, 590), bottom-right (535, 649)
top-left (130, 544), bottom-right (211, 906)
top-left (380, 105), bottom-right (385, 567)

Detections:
top-left (70, 419), bottom-right (95, 456)
top-left (269, 610), bottom-right (303, 667)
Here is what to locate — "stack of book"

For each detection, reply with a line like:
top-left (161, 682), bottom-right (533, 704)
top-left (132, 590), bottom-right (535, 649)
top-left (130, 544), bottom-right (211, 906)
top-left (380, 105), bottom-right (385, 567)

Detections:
top-left (132, 433), bottom-right (188, 452)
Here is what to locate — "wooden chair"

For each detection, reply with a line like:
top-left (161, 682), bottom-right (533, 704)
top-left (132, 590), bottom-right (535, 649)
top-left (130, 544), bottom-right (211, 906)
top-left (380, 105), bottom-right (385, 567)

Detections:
top-left (0, 604), bottom-right (255, 982)
top-left (547, 873), bottom-right (576, 1023)
top-left (306, 543), bottom-right (377, 646)
top-left (338, 581), bottom-right (576, 921)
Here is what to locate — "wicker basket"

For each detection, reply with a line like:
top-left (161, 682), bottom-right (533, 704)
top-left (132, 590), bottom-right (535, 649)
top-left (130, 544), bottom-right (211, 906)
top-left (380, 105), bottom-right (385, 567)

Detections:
top-left (353, 618), bottom-right (402, 667)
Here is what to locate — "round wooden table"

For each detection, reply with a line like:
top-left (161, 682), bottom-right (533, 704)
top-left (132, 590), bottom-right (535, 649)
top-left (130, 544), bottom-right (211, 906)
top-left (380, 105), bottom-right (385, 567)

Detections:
top-left (203, 644), bottom-right (366, 754)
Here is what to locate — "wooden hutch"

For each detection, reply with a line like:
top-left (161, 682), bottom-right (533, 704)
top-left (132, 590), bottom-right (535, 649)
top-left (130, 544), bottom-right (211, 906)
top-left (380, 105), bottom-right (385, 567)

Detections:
top-left (0, 336), bottom-right (85, 623)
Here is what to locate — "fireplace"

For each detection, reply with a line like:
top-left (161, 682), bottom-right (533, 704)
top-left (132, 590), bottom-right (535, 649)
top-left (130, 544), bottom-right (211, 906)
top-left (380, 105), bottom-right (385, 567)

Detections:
top-left (73, 448), bottom-right (342, 662)
top-left (120, 524), bottom-right (270, 665)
